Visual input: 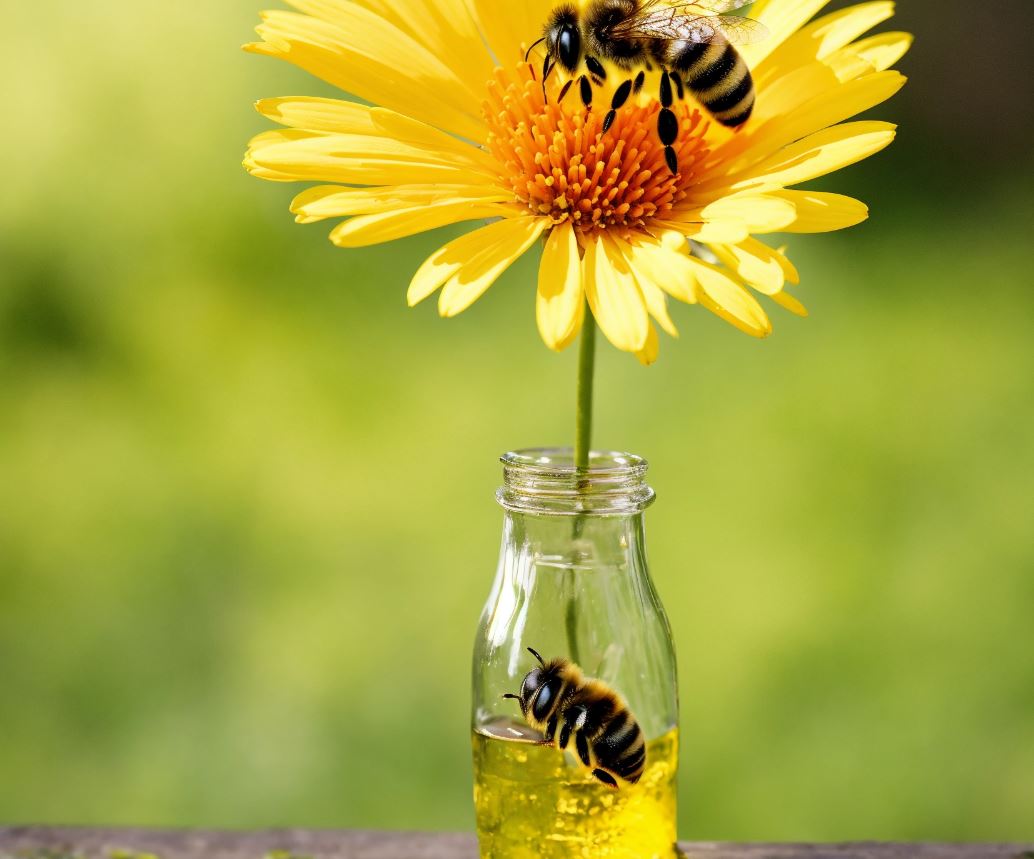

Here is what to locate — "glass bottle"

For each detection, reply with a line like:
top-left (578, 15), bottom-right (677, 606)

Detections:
top-left (471, 448), bottom-right (678, 859)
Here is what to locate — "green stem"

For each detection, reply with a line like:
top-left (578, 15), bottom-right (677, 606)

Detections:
top-left (575, 308), bottom-right (597, 470)
top-left (566, 305), bottom-right (596, 664)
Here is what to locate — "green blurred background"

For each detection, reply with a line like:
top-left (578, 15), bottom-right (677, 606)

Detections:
top-left (2, 0), bottom-right (1032, 842)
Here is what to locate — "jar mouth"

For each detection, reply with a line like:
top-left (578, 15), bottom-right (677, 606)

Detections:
top-left (500, 448), bottom-right (648, 475)
top-left (498, 447), bottom-right (655, 516)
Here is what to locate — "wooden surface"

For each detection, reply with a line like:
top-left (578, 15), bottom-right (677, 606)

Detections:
top-left (2, 829), bottom-right (1032, 859)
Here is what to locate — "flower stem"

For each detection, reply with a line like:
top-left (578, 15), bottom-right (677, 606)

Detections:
top-left (566, 305), bottom-right (596, 665)
top-left (575, 307), bottom-right (597, 470)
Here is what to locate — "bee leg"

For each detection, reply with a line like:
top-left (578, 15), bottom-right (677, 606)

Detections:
top-left (671, 70), bottom-right (685, 101)
top-left (659, 69), bottom-right (673, 109)
top-left (660, 133), bottom-right (680, 173)
top-left (575, 731), bottom-right (592, 767)
top-left (543, 714), bottom-right (559, 745)
top-left (657, 70), bottom-right (679, 175)
top-left (557, 79), bottom-right (574, 105)
top-left (593, 768), bottom-right (619, 788)
top-left (632, 70), bottom-right (645, 95)
top-left (579, 75), bottom-right (593, 110)
top-left (603, 78), bottom-right (633, 134)
top-left (585, 55), bottom-right (607, 81)
top-left (557, 704), bottom-right (587, 754)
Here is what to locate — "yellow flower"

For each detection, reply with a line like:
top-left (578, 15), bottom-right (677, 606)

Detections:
top-left (244, 0), bottom-right (910, 363)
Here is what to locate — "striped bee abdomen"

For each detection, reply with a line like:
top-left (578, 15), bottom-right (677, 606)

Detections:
top-left (506, 648), bottom-right (647, 788)
top-left (591, 706), bottom-right (646, 783)
top-left (669, 37), bottom-right (755, 128)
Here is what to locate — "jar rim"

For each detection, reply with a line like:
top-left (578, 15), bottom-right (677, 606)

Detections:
top-left (497, 447), bottom-right (655, 516)
top-left (500, 447), bottom-right (649, 475)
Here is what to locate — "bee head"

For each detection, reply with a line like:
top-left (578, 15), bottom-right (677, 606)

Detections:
top-left (545, 5), bottom-right (582, 72)
top-left (504, 647), bottom-right (565, 724)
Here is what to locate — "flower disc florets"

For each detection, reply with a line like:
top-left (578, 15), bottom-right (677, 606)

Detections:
top-left (485, 64), bottom-right (710, 240)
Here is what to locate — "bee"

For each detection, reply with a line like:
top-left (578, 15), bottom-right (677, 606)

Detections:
top-left (529, 0), bottom-right (769, 174)
top-left (503, 647), bottom-right (646, 787)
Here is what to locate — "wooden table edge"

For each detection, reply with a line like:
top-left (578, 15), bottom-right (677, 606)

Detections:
top-left (2, 827), bottom-right (1032, 858)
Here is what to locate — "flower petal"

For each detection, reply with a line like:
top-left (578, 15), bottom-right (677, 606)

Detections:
top-left (624, 240), bottom-right (698, 305)
top-left (754, 62), bottom-right (842, 123)
top-left (583, 235), bottom-right (649, 353)
top-left (610, 238), bottom-right (679, 338)
top-left (330, 202), bottom-right (518, 247)
top-left (292, 184), bottom-right (512, 223)
top-left (555, 297), bottom-right (586, 352)
top-left (256, 96), bottom-right (379, 133)
top-left (635, 322), bottom-right (660, 366)
top-left (713, 238), bottom-right (787, 296)
top-left (701, 121), bottom-right (897, 194)
top-left (468, 0), bottom-right (555, 68)
top-left (687, 257), bottom-right (772, 338)
top-left (772, 245), bottom-right (801, 285)
top-left (702, 193), bottom-right (798, 232)
top-left (536, 223), bottom-right (584, 351)
top-left (246, 9), bottom-right (485, 141)
top-left (741, 71), bottom-right (906, 166)
top-left (366, 108), bottom-right (494, 164)
top-left (437, 217), bottom-right (548, 317)
top-left (826, 31), bottom-right (913, 81)
top-left (757, 1), bottom-right (896, 83)
top-left (772, 190), bottom-right (870, 232)
top-left (661, 219), bottom-right (750, 244)
top-left (666, 193), bottom-right (796, 242)
top-left (637, 278), bottom-right (679, 338)
top-left (244, 130), bottom-right (495, 186)
top-left (771, 289), bottom-right (809, 317)
top-left (739, 0), bottom-right (832, 67)
top-left (408, 217), bottom-right (538, 306)
top-left (300, 0), bottom-right (496, 91)
top-left (802, 1), bottom-right (896, 58)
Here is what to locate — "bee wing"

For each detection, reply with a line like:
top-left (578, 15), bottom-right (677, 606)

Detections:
top-left (674, 0), bottom-right (752, 12)
top-left (705, 14), bottom-right (770, 45)
top-left (612, 10), bottom-right (769, 46)
top-left (621, 0), bottom-right (752, 14)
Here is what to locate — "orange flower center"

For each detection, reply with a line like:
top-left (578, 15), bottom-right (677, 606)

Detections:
top-left (483, 63), bottom-right (711, 239)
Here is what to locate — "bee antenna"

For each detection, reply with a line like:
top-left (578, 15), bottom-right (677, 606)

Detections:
top-left (502, 693), bottom-right (521, 701)
top-left (524, 36), bottom-right (546, 62)
top-left (541, 56), bottom-right (556, 102)
top-left (527, 647), bottom-right (545, 667)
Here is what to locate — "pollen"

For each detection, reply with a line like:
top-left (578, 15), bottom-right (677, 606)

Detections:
top-left (483, 63), bottom-right (711, 239)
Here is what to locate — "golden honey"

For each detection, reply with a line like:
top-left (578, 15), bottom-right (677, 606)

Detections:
top-left (472, 720), bottom-right (678, 859)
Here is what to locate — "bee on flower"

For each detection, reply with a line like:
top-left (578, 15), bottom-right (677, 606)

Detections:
top-left (244, 0), bottom-right (910, 365)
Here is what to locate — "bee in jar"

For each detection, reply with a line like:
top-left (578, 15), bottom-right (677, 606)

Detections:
top-left (503, 647), bottom-right (646, 787)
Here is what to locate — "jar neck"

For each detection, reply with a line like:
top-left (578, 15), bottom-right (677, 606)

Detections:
top-left (501, 508), bottom-right (647, 570)
top-left (496, 448), bottom-right (655, 517)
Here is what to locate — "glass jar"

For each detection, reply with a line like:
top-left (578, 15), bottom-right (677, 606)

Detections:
top-left (471, 449), bottom-right (678, 859)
